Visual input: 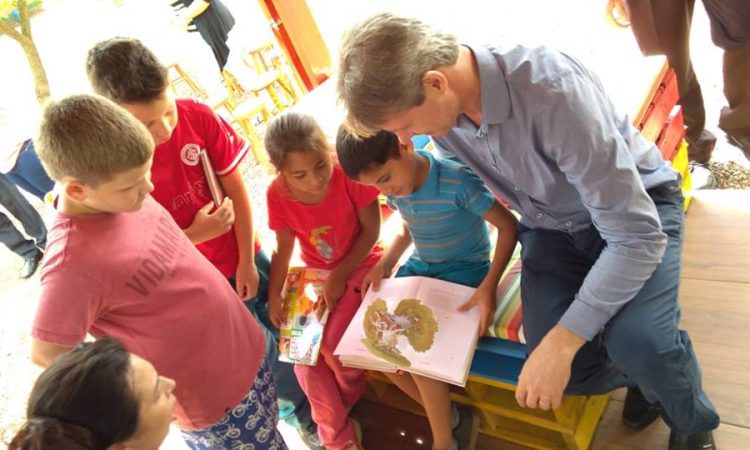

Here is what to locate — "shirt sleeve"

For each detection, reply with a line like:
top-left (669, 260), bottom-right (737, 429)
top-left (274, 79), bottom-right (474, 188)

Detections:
top-left (32, 269), bottom-right (104, 346)
top-left (542, 72), bottom-right (667, 341)
top-left (455, 166), bottom-right (495, 217)
top-left (266, 182), bottom-right (290, 232)
top-left (197, 101), bottom-right (249, 176)
top-left (343, 171), bottom-right (381, 210)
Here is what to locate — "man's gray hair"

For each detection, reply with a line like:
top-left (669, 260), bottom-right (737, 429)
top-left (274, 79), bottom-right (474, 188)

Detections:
top-left (337, 13), bottom-right (459, 136)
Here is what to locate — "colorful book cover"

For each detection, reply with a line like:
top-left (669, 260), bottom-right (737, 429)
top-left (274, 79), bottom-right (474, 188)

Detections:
top-left (278, 267), bottom-right (330, 366)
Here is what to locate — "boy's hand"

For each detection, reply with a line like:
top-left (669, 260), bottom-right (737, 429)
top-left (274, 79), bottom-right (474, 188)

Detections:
top-left (459, 283), bottom-right (497, 336)
top-left (235, 259), bottom-right (259, 301)
top-left (360, 261), bottom-right (391, 295)
top-left (185, 198), bottom-right (235, 244)
top-left (268, 293), bottom-right (285, 328)
top-left (323, 273), bottom-right (346, 312)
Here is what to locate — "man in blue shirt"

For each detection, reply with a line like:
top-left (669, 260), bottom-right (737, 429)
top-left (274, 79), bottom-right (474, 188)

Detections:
top-left (336, 13), bottom-right (719, 450)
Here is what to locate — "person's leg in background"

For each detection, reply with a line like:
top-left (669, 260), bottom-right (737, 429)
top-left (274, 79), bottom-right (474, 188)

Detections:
top-left (5, 140), bottom-right (55, 202)
top-left (702, 0), bottom-right (750, 159)
top-left (233, 250), bottom-right (320, 449)
top-left (0, 173), bottom-right (45, 278)
top-left (626, 0), bottom-right (716, 186)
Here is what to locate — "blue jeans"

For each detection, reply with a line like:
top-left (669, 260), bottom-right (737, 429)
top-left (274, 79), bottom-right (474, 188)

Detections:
top-left (229, 251), bottom-right (314, 433)
top-left (395, 255), bottom-right (490, 288)
top-left (5, 140), bottom-right (54, 201)
top-left (0, 173), bottom-right (46, 259)
top-left (518, 181), bottom-right (719, 434)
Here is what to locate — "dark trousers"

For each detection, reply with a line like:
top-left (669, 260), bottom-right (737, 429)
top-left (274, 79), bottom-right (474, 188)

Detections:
top-left (229, 250), bottom-right (314, 432)
top-left (627, 0), bottom-right (750, 161)
top-left (0, 173), bottom-right (46, 259)
top-left (518, 181), bottom-right (719, 434)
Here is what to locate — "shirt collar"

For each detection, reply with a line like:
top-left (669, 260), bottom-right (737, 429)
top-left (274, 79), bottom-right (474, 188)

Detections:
top-left (462, 44), bottom-right (512, 129)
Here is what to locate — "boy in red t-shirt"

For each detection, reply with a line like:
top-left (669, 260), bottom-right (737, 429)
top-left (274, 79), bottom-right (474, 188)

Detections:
top-left (30, 94), bottom-right (285, 448)
top-left (86, 37), bottom-right (318, 447)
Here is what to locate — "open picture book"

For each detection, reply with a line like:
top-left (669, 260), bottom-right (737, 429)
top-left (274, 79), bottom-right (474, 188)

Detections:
top-left (334, 276), bottom-right (481, 386)
top-left (278, 267), bottom-right (330, 366)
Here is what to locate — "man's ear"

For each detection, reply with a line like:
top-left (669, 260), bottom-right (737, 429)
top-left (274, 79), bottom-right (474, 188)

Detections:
top-left (422, 70), bottom-right (448, 94)
top-left (63, 179), bottom-right (88, 203)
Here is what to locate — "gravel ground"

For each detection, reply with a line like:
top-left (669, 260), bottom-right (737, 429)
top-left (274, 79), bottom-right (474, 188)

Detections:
top-left (710, 160), bottom-right (750, 189)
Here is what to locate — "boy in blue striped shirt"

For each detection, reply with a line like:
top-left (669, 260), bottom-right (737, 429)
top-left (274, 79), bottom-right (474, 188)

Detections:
top-left (336, 128), bottom-right (517, 450)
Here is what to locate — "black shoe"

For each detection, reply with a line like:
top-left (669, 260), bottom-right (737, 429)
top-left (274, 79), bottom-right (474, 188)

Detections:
top-left (622, 386), bottom-right (661, 430)
top-left (725, 132), bottom-right (750, 161)
top-left (669, 430), bottom-right (716, 450)
top-left (20, 249), bottom-right (43, 279)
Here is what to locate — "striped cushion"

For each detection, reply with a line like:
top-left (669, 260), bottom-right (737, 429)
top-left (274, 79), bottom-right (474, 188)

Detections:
top-left (489, 244), bottom-right (525, 343)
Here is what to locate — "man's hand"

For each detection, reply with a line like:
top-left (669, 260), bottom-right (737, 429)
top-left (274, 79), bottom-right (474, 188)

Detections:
top-left (323, 272), bottom-right (347, 312)
top-left (360, 260), bottom-right (391, 294)
top-left (458, 283), bottom-right (496, 335)
top-left (235, 259), bottom-right (259, 300)
top-left (185, 198), bottom-right (234, 244)
top-left (515, 325), bottom-right (585, 410)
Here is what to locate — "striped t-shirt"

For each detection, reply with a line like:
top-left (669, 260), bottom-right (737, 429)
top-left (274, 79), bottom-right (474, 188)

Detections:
top-left (387, 150), bottom-right (495, 263)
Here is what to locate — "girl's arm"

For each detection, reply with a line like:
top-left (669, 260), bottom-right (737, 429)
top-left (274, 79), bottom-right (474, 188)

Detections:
top-left (360, 219), bottom-right (413, 294)
top-left (268, 228), bottom-right (295, 328)
top-left (323, 199), bottom-right (381, 308)
top-left (221, 169), bottom-right (258, 300)
top-left (459, 200), bottom-right (518, 334)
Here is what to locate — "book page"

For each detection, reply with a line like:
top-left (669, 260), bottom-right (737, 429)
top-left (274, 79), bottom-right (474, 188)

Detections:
top-left (335, 276), bottom-right (481, 385)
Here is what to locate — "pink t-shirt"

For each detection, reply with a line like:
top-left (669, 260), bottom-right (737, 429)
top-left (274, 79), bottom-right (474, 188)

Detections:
top-left (150, 99), bottom-right (260, 277)
top-left (267, 164), bottom-right (382, 270)
top-left (32, 196), bottom-right (264, 430)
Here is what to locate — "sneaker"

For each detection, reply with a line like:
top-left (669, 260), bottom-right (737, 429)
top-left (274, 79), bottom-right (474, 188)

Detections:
top-left (297, 422), bottom-right (324, 450)
top-left (622, 386), bottom-right (661, 430)
top-left (668, 430), bottom-right (716, 450)
top-left (689, 161), bottom-right (715, 190)
top-left (452, 404), bottom-right (479, 450)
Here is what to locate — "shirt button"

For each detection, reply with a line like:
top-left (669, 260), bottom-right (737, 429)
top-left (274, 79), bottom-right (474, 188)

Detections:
top-left (514, 186), bottom-right (520, 191)
top-left (535, 213), bottom-right (543, 220)
top-left (565, 221), bottom-right (573, 227)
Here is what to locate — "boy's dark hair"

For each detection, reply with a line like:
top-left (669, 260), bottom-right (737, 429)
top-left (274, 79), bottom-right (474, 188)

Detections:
top-left (264, 111), bottom-right (330, 171)
top-left (86, 37), bottom-right (169, 104)
top-left (335, 126), bottom-right (401, 179)
top-left (8, 337), bottom-right (139, 450)
top-left (36, 94), bottom-right (153, 186)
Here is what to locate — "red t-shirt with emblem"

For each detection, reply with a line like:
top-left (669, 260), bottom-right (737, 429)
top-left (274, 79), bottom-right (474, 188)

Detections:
top-left (267, 164), bottom-right (382, 270)
top-left (150, 99), bottom-right (259, 277)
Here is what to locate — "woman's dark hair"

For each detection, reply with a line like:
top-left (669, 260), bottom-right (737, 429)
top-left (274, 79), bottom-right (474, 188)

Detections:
top-left (8, 337), bottom-right (139, 450)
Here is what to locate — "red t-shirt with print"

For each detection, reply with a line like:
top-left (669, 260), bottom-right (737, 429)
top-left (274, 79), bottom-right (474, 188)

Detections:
top-left (267, 164), bottom-right (381, 270)
top-left (150, 99), bottom-right (260, 277)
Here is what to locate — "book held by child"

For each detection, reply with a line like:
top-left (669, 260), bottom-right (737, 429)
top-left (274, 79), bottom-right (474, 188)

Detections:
top-left (334, 276), bottom-right (481, 386)
top-left (279, 267), bottom-right (330, 366)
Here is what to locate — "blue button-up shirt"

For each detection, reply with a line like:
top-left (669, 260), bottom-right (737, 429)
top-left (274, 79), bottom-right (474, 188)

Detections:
top-left (434, 44), bottom-right (679, 340)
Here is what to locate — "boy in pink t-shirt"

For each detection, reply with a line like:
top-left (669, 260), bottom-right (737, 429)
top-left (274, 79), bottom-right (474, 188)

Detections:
top-left (86, 37), bottom-right (317, 447)
top-left (31, 95), bottom-right (286, 449)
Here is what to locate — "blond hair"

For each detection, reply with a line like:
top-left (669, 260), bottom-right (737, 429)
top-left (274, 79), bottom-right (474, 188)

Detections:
top-left (337, 13), bottom-right (459, 136)
top-left (36, 94), bottom-right (154, 185)
top-left (263, 112), bottom-right (330, 171)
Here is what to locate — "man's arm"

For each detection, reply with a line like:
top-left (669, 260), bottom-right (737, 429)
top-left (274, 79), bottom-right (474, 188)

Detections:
top-left (31, 339), bottom-right (74, 368)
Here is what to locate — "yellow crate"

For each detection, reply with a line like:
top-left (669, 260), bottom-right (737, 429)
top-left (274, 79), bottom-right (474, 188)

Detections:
top-left (670, 140), bottom-right (692, 211)
top-left (364, 372), bottom-right (610, 450)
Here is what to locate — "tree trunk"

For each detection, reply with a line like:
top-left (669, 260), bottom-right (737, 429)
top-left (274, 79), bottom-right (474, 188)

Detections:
top-left (0, 0), bottom-right (51, 104)
top-left (17, 33), bottom-right (50, 104)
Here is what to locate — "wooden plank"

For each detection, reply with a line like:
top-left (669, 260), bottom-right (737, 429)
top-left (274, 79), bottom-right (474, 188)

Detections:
top-left (590, 399), bottom-right (750, 450)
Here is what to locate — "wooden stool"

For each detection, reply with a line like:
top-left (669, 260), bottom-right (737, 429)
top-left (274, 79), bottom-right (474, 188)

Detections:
top-left (167, 63), bottom-right (207, 100)
top-left (246, 70), bottom-right (299, 112)
top-left (213, 96), bottom-right (272, 170)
